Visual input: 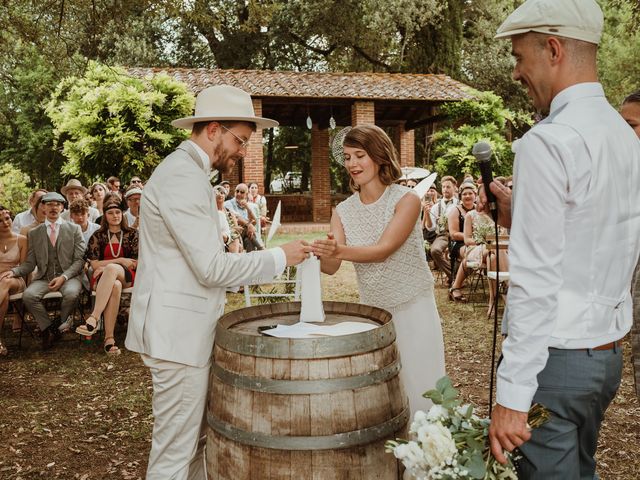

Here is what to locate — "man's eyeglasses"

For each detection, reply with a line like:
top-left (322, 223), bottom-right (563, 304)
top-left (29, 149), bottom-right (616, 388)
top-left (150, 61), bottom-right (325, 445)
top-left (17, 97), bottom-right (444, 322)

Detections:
top-left (235, 189), bottom-right (248, 194)
top-left (131, 179), bottom-right (142, 184)
top-left (222, 125), bottom-right (249, 150)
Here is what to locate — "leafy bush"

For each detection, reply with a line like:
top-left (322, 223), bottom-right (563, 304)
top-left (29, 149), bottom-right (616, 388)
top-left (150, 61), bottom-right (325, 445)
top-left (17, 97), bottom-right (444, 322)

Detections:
top-left (46, 61), bottom-right (194, 181)
top-left (0, 164), bottom-right (32, 215)
top-left (430, 89), bottom-right (532, 181)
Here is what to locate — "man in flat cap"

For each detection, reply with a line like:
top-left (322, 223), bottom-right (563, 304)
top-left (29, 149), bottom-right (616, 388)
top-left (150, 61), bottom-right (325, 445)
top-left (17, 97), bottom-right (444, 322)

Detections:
top-left (0, 192), bottom-right (85, 347)
top-left (125, 85), bottom-right (310, 480)
top-left (483, 0), bottom-right (640, 478)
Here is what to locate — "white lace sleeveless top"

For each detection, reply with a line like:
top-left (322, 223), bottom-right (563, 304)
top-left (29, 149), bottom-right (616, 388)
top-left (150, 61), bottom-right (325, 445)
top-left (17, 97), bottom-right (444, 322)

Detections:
top-left (336, 184), bottom-right (434, 311)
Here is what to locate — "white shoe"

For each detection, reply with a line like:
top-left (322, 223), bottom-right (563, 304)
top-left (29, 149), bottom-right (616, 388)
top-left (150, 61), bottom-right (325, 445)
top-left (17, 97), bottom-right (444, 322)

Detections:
top-left (58, 316), bottom-right (73, 333)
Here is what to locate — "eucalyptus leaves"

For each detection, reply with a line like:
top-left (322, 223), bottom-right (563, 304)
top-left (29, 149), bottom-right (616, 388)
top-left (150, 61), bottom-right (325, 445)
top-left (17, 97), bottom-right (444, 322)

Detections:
top-left (386, 377), bottom-right (549, 480)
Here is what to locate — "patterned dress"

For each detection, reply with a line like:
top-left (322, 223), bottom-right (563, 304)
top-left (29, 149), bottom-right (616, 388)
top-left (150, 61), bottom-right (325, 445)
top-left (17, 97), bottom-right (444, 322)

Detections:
top-left (336, 184), bottom-right (446, 414)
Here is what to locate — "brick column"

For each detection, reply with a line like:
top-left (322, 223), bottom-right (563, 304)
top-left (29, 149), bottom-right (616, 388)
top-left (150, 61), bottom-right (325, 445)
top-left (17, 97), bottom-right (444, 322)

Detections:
top-left (311, 124), bottom-right (331, 222)
top-left (394, 123), bottom-right (415, 167)
top-left (351, 100), bottom-right (375, 125)
top-left (241, 98), bottom-right (265, 192)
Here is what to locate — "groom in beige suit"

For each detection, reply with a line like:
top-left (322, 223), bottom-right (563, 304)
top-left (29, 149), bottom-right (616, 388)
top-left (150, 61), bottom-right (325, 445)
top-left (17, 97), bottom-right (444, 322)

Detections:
top-left (125, 85), bottom-right (310, 480)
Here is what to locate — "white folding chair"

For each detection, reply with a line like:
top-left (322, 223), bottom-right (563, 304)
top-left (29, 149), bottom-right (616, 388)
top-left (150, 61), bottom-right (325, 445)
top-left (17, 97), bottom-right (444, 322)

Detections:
top-left (243, 266), bottom-right (300, 307)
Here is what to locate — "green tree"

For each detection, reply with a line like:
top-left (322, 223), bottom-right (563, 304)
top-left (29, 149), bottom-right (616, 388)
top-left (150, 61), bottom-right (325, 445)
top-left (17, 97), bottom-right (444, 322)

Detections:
top-left (430, 89), bottom-right (531, 180)
top-left (0, 163), bottom-right (32, 215)
top-left (46, 61), bottom-right (194, 181)
top-left (599, 0), bottom-right (640, 106)
top-left (0, 40), bottom-right (68, 189)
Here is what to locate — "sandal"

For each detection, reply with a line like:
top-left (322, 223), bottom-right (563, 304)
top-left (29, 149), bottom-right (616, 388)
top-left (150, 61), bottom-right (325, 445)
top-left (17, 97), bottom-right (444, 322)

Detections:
top-left (104, 337), bottom-right (121, 356)
top-left (75, 316), bottom-right (99, 336)
top-left (448, 287), bottom-right (468, 303)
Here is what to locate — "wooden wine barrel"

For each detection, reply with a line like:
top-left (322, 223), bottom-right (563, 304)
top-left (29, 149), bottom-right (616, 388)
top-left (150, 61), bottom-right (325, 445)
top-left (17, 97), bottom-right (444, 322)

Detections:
top-left (206, 301), bottom-right (408, 480)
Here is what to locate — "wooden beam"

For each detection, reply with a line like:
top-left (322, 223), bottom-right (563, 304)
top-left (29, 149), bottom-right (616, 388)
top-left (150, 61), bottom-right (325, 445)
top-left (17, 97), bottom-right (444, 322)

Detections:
top-left (405, 114), bottom-right (448, 131)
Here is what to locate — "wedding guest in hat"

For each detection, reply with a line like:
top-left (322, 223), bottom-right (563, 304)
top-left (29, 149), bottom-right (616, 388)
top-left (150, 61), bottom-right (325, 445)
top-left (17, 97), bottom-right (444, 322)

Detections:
top-left (123, 186), bottom-right (142, 229)
top-left (482, 1), bottom-right (640, 477)
top-left (60, 179), bottom-right (100, 223)
top-left (124, 84), bottom-right (311, 479)
top-left (0, 192), bottom-right (86, 347)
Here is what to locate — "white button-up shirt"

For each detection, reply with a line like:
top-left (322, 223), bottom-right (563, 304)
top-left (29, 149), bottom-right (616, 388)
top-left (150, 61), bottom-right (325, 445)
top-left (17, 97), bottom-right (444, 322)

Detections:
top-left (497, 83), bottom-right (640, 412)
top-left (187, 140), bottom-right (286, 272)
top-left (12, 209), bottom-right (36, 233)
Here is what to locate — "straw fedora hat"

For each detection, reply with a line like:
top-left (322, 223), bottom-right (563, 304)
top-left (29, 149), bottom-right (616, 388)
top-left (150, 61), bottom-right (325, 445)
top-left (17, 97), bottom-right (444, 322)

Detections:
top-left (171, 85), bottom-right (278, 130)
top-left (61, 179), bottom-right (87, 195)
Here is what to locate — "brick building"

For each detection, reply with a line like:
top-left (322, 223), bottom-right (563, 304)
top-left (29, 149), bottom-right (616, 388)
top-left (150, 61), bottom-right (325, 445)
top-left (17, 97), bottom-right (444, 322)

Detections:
top-left (128, 68), bottom-right (471, 222)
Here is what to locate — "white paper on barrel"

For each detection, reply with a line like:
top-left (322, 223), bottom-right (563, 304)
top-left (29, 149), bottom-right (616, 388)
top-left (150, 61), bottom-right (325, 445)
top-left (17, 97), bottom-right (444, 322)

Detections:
top-left (261, 321), bottom-right (376, 338)
top-left (297, 255), bottom-right (326, 323)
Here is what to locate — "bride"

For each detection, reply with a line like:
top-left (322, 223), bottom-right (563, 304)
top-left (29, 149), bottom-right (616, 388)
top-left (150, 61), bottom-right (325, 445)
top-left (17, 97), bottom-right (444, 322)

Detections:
top-left (311, 124), bottom-right (445, 415)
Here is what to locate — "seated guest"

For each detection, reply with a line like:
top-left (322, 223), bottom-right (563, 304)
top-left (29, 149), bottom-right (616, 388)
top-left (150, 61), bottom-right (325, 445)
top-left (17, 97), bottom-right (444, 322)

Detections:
top-left (106, 176), bottom-right (122, 194)
top-left (224, 183), bottom-right (263, 252)
top-left (621, 90), bottom-right (640, 136)
top-left (60, 179), bottom-right (100, 223)
top-left (76, 197), bottom-right (138, 355)
top-left (90, 183), bottom-right (108, 215)
top-left (123, 186), bottom-right (142, 229)
top-left (129, 176), bottom-right (144, 189)
top-left (68, 198), bottom-right (99, 294)
top-left (69, 199), bottom-right (100, 245)
top-left (214, 186), bottom-right (241, 253)
top-left (0, 206), bottom-right (28, 355)
top-left (447, 182), bottom-right (477, 301)
top-left (19, 195), bottom-right (47, 236)
top-left (248, 182), bottom-right (268, 227)
top-left (219, 180), bottom-right (232, 200)
top-left (463, 207), bottom-right (509, 316)
top-left (12, 189), bottom-right (47, 233)
top-left (1, 192), bottom-right (85, 349)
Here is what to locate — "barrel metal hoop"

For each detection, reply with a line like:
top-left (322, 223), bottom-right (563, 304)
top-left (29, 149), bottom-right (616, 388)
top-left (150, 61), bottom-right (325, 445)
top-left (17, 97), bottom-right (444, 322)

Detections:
top-left (214, 320), bottom-right (396, 359)
top-left (211, 359), bottom-right (401, 394)
top-left (207, 407), bottom-right (409, 451)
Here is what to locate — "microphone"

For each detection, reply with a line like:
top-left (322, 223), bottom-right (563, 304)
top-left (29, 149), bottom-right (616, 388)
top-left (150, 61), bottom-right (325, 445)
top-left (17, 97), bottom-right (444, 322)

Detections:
top-left (472, 141), bottom-right (497, 221)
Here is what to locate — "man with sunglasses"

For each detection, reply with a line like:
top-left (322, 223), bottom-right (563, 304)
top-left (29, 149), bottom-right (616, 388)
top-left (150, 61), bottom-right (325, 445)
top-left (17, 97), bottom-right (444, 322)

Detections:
top-left (224, 183), bottom-right (263, 252)
top-left (125, 85), bottom-right (311, 480)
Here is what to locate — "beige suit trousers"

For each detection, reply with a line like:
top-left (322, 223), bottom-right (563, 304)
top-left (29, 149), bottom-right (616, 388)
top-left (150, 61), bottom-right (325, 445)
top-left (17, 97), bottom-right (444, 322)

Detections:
top-left (142, 354), bottom-right (209, 480)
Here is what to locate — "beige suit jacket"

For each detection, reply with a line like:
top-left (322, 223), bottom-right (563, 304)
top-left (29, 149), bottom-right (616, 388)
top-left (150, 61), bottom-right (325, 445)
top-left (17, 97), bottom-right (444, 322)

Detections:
top-left (125, 141), bottom-right (279, 367)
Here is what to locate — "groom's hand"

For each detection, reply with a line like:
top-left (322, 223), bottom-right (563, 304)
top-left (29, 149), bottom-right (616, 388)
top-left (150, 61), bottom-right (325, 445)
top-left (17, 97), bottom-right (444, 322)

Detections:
top-left (489, 404), bottom-right (531, 464)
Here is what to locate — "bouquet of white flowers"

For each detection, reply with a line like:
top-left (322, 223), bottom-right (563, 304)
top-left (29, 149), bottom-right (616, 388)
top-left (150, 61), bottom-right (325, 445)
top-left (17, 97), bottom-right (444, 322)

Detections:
top-left (386, 377), bottom-right (549, 480)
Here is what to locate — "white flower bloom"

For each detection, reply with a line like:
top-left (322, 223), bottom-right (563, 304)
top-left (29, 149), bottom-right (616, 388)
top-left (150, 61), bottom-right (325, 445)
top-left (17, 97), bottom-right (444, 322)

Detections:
top-left (416, 423), bottom-right (458, 468)
top-left (410, 410), bottom-right (431, 434)
top-left (393, 441), bottom-right (429, 479)
top-left (426, 404), bottom-right (449, 422)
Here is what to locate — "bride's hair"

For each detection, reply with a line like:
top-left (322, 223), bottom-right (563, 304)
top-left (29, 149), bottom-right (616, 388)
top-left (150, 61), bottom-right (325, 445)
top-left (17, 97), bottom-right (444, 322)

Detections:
top-left (343, 124), bottom-right (402, 191)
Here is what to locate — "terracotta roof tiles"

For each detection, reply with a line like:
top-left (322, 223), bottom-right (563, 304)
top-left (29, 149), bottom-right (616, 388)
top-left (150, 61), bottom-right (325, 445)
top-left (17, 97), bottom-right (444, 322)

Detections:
top-left (127, 68), bottom-right (471, 102)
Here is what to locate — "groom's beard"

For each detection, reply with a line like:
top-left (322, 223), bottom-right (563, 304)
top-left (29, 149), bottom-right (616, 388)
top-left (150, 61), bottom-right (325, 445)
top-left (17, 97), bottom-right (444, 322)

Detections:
top-left (213, 143), bottom-right (243, 176)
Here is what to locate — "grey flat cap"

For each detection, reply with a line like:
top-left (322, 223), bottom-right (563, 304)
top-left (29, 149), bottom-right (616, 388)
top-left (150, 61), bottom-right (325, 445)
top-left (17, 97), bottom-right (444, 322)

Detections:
top-left (41, 192), bottom-right (66, 204)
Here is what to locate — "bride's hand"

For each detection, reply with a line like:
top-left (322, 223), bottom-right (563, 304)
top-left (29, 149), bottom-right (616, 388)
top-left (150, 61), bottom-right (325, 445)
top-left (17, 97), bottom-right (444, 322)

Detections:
top-left (311, 232), bottom-right (340, 258)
